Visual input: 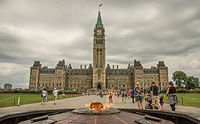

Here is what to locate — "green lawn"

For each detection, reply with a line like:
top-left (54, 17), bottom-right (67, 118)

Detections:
top-left (162, 93), bottom-right (200, 108)
top-left (0, 94), bottom-right (81, 108)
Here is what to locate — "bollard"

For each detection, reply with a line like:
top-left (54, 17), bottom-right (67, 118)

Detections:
top-left (13, 96), bottom-right (16, 106)
top-left (17, 96), bottom-right (20, 106)
top-left (181, 96), bottom-right (183, 106)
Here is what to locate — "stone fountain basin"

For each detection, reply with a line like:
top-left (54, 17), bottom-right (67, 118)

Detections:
top-left (0, 108), bottom-right (199, 124)
top-left (72, 107), bottom-right (121, 115)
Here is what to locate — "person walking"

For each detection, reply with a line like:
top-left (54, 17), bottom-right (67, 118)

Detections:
top-left (131, 89), bottom-right (135, 103)
top-left (41, 88), bottom-right (48, 105)
top-left (150, 82), bottom-right (160, 109)
top-left (128, 92), bottom-right (131, 100)
top-left (121, 90), bottom-right (125, 102)
top-left (124, 91), bottom-right (127, 100)
top-left (117, 91), bottom-right (120, 98)
top-left (134, 82), bottom-right (144, 109)
top-left (159, 94), bottom-right (164, 110)
top-left (109, 91), bottom-right (113, 103)
top-left (166, 81), bottom-right (178, 111)
top-left (52, 88), bottom-right (59, 105)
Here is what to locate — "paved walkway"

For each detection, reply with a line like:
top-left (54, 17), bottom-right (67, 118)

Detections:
top-left (0, 95), bottom-right (200, 116)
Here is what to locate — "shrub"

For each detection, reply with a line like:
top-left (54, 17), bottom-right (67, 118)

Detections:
top-left (187, 90), bottom-right (200, 93)
top-left (160, 90), bottom-right (167, 93)
top-left (176, 88), bottom-right (188, 93)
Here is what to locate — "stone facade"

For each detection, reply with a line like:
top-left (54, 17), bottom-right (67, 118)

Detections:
top-left (29, 11), bottom-right (168, 91)
top-left (4, 83), bottom-right (12, 91)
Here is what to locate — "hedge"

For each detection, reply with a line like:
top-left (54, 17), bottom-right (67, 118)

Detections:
top-left (160, 88), bottom-right (200, 93)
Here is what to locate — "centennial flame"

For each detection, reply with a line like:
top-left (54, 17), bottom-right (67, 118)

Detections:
top-left (90, 102), bottom-right (103, 110)
top-left (85, 102), bottom-right (112, 110)
top-left (84, 89), bottom-right (114, 111)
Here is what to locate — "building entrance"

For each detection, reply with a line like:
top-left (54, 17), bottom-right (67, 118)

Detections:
top-left (97, 83), bottom-right (101, 90)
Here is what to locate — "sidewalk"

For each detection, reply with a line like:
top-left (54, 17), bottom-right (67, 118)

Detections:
top-left (0, 95), bottom-right (199, 116)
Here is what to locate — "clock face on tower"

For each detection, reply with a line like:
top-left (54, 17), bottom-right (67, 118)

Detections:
top-left (97, 30), bottom-right (102, 35)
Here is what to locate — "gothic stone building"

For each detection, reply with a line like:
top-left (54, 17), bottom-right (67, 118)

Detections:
top-left (29, 11), bottom-right (168, 92)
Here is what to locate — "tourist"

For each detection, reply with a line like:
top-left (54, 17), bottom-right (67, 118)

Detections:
top-left (128, 92), bottom-right (131, 100)
top-left (131, 89), bottom-right (135, 103)
top-left (159, 94), bottom-right (164, 110)
top-left (100, 90), bottom-right (103, 98)
top-left (41, 88), bottom-right (48, 105)
top-left (52, 88), bottom-right (59, 105)
top-left (121, 90), bottom-right (125, 102)
top-left (109, 92), bottom-right (113, 103)
top-left (124, 91), bottom-right (127, 100)
top-left (117, 91), bottom-right (120, 97)
top-left (166, 81), bottom-right (178, 111)
top-left (134, 82), bottom-right (144, 109)
top-left (150, 82), bottom-right (160, 109)
top-left (108, 89), bottom-right (113, 103)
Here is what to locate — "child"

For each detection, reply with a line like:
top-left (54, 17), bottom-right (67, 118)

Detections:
top-left (159, 94), bottom-right (164, 110)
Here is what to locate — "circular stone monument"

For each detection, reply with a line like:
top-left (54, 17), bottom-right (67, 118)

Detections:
top-left (72, 102), bottom-right (120, 115)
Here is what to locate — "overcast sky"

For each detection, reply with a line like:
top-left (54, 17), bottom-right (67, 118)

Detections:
top-left (0, 0), bottom-right (200, 88)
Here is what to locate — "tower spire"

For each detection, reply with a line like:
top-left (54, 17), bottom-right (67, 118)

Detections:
top-left (96, 11), bottom-right (103, 27)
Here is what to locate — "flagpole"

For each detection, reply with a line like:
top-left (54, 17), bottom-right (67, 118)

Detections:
top-left (98, 3), bottom-right (103, 12)
top-left (98, 4), bottom-right (100, 12)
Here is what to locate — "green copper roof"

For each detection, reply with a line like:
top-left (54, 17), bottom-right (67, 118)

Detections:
top-left (68, 64), bottom-right (72, 69)
top-left (96, 11), bottom-right (103, 27)
top-left (89, 64), bottom-right (92, 69)
top-left (107, 64), bottom-right (110, 69)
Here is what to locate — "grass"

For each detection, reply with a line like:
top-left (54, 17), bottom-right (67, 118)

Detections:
top-left (0, 94), bottom-right (81, 108)
top-left (0, 93), bottom-right (199, 108)
top-left (162, 93), bottom-right (200, 108)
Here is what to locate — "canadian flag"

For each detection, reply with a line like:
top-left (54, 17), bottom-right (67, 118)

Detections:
top-left (99, 3), bottom-right (103, 7)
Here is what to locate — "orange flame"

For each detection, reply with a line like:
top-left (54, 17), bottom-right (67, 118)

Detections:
top-left (85, 103), bottom-right (90, 108)
top-left (90, 102), bottom-right (103, 110)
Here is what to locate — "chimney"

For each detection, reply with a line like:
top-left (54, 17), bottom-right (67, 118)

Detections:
top-left (84, 65), bottom-right (86, 69)
top-left (117, 65), bottom-right (118, 69)
top-left (113, 65), bottom-right (114, 69)
top-left (80, 65), bottom-right (82, 69)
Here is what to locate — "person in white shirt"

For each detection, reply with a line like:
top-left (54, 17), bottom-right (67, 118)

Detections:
top-left (52, 88), bottom-right (59, 105)
top-left (41, 88), bottom-right (48, 105)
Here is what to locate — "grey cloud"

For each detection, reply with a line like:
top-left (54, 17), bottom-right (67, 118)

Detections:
top-left (0, 0), bottom-right (200, 88)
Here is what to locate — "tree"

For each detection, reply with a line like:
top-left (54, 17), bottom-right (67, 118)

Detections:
top-left (185, 76), bottom-right (199, 90)
top-left (172, 71), bottom-right (187, 89)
